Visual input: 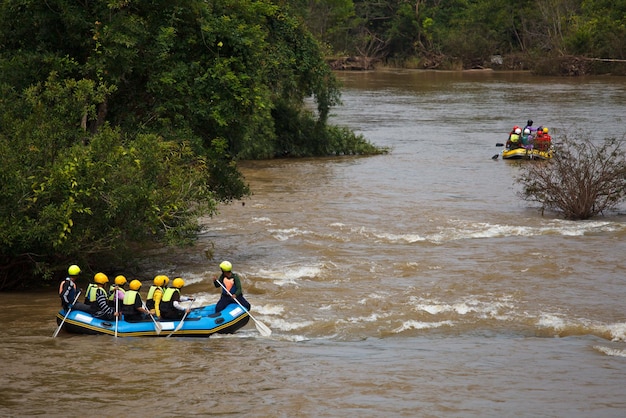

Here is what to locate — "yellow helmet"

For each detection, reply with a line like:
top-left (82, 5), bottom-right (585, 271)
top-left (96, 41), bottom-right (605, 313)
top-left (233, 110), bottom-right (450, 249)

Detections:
top-left (153, 275), bottom-right (166, 287)
top-left (543, 127), bottom-right (549, 133)
top-left (172, 278), bottom-right (185, 289)
top-left (163, 276), bottom-right (170, 286)
top-left (94, 272), bottom-right (109, 285)
top-left (114, 275), bottom-right (127, 286)
top-left (129, 279), bottom-right (142, 291)
top-left (219, 261), bottom-right (232, 272)
top-left (68, 265), bottom-right (81, 276)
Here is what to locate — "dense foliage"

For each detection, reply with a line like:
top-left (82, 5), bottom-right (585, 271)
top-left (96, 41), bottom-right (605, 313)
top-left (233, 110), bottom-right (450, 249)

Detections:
top-left (292, 0), bottom-right (626, 72)
top-left (517, 137), bottom-right (626, 220)
top-left (3, 1), bottom-right (622, 289)
top-left (0, 0), bottom-right (384, 289)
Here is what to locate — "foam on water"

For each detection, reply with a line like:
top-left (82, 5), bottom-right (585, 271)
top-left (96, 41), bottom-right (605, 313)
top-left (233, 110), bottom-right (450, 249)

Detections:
top-left (410, 295), bottom-right (516, 318)
top-left (275, 218), bottom-right (626, 246)
top-left (269, 227), bottom-right (311, 241)
top-left (188, 292), bottom-right (218, 306)
top-left (593, 346), bottom-right (626, 357)
top-left (175, 271), bottom-right (207, 286)
top-left (254, 303), bottom-right (284, 316)
top-left (252, 216), bottom-right (273, 224)
top-left (237, 215), bottom-right (626, 252)
top-left (372, 231), bottom-right (426, 243)
top-left (537, 312), bottom-right (567, 331)
top-left (394, 320), bottom-right (455, 332)
top-left (256, 264), bottom-right (323, 285)
top-left (346, 312), bottom-right (389, 323)
top-left (357, 292), bottom-right (388, 305)
top-left (280, 334), bottom-right (312, 342)
top-left (419, 219), bottom-right (625, 243)
top-left (268, 317), bottom-right (315, 331)
top-left (606, 322), bottom-right (626, 342)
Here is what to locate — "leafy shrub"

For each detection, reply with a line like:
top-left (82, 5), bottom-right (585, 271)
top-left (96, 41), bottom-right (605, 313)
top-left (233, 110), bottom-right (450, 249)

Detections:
top-left (517, 135), bottom-right (626, 220)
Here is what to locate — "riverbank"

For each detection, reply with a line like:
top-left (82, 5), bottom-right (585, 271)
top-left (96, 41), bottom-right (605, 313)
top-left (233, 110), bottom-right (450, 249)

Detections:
top-left (328, 53), bottom-right (626, 76)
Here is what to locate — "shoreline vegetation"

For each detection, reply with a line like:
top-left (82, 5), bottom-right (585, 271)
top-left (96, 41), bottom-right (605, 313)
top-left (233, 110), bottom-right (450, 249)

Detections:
top-left (0, 0), bottom-right (389, 290)
top-left (328, 54), bottom-right (626, 76)
top-left (305, 1), bottom-right (626, 77)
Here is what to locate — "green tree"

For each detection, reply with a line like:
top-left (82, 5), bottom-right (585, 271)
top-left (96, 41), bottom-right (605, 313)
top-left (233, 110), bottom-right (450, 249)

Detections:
top-left (0, 77), bottom-right (223, 288)
top-left (310, 0), bottom-right (625, 71)
top-left (286, 0), bottom-right (357, 53)
top-left (564, 0), bottom-right (626, 59)
top-left (1, 0), bottom-right (383, 289)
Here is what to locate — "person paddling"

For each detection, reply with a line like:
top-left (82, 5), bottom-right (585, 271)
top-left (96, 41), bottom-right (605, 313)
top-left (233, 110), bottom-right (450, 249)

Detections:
top-left (108, 275), bottom-right (127, 308)
top-left (122, 280), bottom-right (151, 321)
top-left (213, 261), bottom-right (251, 313)
top-left (83, 273), bottom-right (103, 308)
top-left (59, 264), bottom-right (81, 311)
top-left (146, 275), bottom-right (167, 318)
top-left (160, 278), bottom-right (194, 320)
top-left (90, 272), bottom-right (120, 320)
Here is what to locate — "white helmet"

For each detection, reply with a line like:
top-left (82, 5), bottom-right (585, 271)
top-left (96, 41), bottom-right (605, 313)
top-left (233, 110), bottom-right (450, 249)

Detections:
top-left (515, 128), bottom-right (522, 134)
top-left (523, 128), bottom-right (530, 135)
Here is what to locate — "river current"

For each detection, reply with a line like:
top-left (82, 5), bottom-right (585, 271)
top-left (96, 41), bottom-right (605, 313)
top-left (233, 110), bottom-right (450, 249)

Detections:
top-left (2, 70), bottom-right (626, 417)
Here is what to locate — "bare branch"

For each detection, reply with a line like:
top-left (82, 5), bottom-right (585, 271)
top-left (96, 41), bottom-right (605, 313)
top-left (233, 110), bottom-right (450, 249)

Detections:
top-left (517, 135), bottom-right (626, 219)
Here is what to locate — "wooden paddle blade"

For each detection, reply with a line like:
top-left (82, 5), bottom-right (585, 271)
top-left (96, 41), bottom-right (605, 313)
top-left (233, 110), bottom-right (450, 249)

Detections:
top-left (166, 314), bottom-right (188, 337)
top-left (255, 320), bottom-right (272, 337)
top-left (53, 291), bottom-right (81, 338)
top-left (166, 322), bottom-right (182, 338)
top-left (52, 322), bottom-right (63, 338)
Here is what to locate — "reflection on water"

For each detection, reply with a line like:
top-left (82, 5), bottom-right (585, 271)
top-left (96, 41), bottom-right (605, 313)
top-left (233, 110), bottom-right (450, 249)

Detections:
top-left (3, 71), bottom-right (626, 416)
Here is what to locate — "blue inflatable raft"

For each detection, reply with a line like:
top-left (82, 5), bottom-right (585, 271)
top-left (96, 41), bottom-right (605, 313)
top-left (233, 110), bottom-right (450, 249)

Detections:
top-left (55, 304), bottom-right (250, 337)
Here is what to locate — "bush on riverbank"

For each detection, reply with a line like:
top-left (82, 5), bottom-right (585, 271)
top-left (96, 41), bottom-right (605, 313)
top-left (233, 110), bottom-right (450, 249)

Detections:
top-left (0, 0), bottom-right (386, 291)
top-left (517, 136), bottom-right (626, 220)
top-left (330, 52), bottom-right (626, 75)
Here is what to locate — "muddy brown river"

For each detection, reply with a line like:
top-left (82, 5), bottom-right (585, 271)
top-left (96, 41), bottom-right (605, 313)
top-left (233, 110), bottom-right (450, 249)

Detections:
top-left (2, 70), bottom-right (626, 417)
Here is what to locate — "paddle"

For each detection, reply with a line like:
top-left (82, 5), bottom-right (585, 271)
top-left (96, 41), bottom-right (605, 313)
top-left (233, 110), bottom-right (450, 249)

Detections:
top-left (492, 142), bottom-right (506, 159)
top-left (166, 299), bottom-right (194, 338)
top-left (114, 285), bottom-right (119, 338)
top-left (216, 279), bottom-right (272, 337)
top-left (142, 302), bottom-right (163, 335)
top-left (52, 290), bottom-right (81, 338)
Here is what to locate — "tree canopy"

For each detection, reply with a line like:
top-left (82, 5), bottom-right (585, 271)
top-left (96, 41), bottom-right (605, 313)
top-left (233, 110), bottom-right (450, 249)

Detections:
top-left (292, 0), bottom-right (626, 72)
top-left (0, 0), bottom-right (383, 289)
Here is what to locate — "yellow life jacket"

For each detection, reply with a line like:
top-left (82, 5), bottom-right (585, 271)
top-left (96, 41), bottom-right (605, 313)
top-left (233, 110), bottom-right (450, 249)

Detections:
top-left (146, 285), bottom-right (161, 301)
top-left (123, 290), bottom-right (139, 306)
top-left (86, 283), bottom-right (98, 302)
top-left (161, 288), bottom-right (180, 302)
